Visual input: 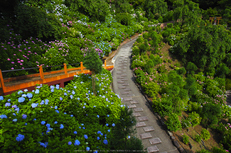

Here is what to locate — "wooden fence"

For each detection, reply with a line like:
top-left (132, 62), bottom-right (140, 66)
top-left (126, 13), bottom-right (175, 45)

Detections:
top-left (0, 61), bottom-right (113, 95)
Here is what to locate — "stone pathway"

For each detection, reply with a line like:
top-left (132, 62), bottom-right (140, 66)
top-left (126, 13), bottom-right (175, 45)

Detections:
top-left (112, 37), bottom-right (179, 153)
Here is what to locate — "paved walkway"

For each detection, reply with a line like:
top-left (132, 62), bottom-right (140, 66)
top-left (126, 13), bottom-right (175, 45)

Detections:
top-left (111, 38), bottom-right (179, 153)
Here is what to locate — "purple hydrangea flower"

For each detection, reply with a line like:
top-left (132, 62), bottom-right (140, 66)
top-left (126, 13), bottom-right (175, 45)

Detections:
top-left (22, 114), bottom-right (27, 119)
top-left (68, 141), bottom-right (72, 145)
top-left (5, 103), bottom-right (11, 107)
top-left (0, 114), bottom-right (7, 119)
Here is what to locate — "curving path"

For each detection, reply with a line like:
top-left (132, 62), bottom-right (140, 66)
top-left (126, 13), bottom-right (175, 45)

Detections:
top-left (111, 37), bottom-right (179, 153)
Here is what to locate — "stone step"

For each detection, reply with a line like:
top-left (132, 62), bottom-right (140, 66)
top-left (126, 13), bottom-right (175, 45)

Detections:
top-left (138, 116), bottom-right (148, 121)
top-left (117, 81), bottom-right (124, 84)
top-left (149, 138), bottom-right (162, 145)
top-left (134, 108), bottom-right (143, 112)
top-left (124, 97), bottom-right (133, 101)
top-left (143, 126), bottom-right (155, 132)
top-left (128, 104), bottom-right (136, 108)
top-left (132, 113), bottom-right (141, 117)
top-left (147, 146), bottom-right (159, 153)
top-left (140, 133), bottom-right (152, 139)
top-left (136, 122), bottom-right (146, 127)
top-left (118, 86), bottom-right (126, 89)
top-left (130, 100), bottom-right (138, 104)
top-left (121, 92), bottom-right (130, 95)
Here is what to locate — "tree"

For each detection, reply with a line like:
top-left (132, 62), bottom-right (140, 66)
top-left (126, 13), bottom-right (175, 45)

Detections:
top-left (83, 48), bottom-right (103, 95)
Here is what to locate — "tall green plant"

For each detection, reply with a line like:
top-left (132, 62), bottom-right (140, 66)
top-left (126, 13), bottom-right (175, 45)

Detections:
top-left (83, 48), bottom-right (103, 95)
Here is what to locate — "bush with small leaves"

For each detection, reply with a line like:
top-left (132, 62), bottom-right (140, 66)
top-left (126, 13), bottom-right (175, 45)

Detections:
top-left (200, 128), bottom-right (210, 141)
top-left (183, 134), bottom-right (189, 145)
top-left (195, 134), bottom-right (202, 142)
top-left (165, 113), bottom-right (182, 132)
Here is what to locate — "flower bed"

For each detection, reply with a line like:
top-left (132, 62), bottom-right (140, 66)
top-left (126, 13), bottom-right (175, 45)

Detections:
top-left (0, 69), bottom-right (129, 152)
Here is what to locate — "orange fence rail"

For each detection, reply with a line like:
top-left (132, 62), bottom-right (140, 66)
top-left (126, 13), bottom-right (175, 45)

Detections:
top-left (0, 61), bottom-right (113, 95)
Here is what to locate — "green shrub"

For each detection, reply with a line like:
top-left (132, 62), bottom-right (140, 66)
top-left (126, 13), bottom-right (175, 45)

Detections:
top-left (157, 65), bottom-right (167, 73)
top-left (188, 112), bottom-right (201, 127)
top-left (183, 134), bottom-right (189, 144)
top-left (166, 113), bottom-right (182, 132)
top-left (132, 45), bottom-right (140, 56)
top-left (195, 134), bottom-right (202, 142)
top-left (196, 149), bottom-right (211, 153)
top-left (182, 119), bottom-right (192, 129)
top-left (167, 23), bottom-right (173, 28)
top-left (177, 67), bottom-right (186, 75)
top-left (116, 13), bottom-right (134, 26)
top-left (143, 82), bottom-right (160, 98)
top-left (200, 128), bottom-right (210, 141)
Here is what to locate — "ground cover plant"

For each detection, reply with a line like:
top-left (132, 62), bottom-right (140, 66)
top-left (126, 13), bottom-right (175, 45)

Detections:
top-left (0, 69), bottom-right (145, 152)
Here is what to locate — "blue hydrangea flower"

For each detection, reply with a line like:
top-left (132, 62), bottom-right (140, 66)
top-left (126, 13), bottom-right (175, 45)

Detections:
top-left (16, 134), bottom-right (24, 142)
top-left (17, 90), bottom-right (23, 95)
top-left (50, 86), bottom-right (54, 89)
top-left (74, 131), bottom-right (77, 134)
top-left (108, 129), bottom-right (110, 132)
top-left (55, 110), bottom-right (59, 113)
top-left (64, 112), bottom-right (66, 114)
top-left (60, 97), bottom-right (63, 101)
top-left (74, 140), bottom-right (80, 146)
top-left (68, 141), bottom-right (72, 145)
top-left (27, 93), bottom-right (33, 98)
top-left (106, 123), bottom-right (109, 126)
top-left (83, 127), bottom-right (85, 129)
top-left (70, 95), bottom-right (73, 99)
top-left (34, 118), bottom-right (36, 121)
top-left (25, 123), bottom-right (27, 125)
top-left (128, 136), bottom-right (131, 139)
top-left (45, 99), bottom-right (49, 105)
top-left (97, 137), bottom-right (100, 140)
top-left (77, 97), bottom-right (80, 100)
top-left (22, 114), bottom-right (27, 119)
top-left (31, 103), bottom-right (38, 108)
top-left (39, 142), bottom-right (48, 148)
top-left (18, 97), bottom-right (25, 103)
top-left (74, 86), bottom-right (77, 89)
top-left (54, 106), bottom-right (58, 109)
top-left (86, 147), bottom-right (90, 151)
top-left (35, 89), bottom-right (39, 94)
top-left (84, 135), bottom-right (88, 139)
top-left (5, 103), bottom-right (11, 107)
top-left (56, 85), bottom-right (59, 89)
top-left (107, 114), bottom-right (109, 117)
top-left (54, 121), bottom-right (58, 124)
top-left (97, 131), bottom-right (101, 134)
top-left (1, 114), bottom-right (7, 119)
top-left (64, 93), bottom-right (67, 96)
top-left (15, 108), bottom-right (20, 113)
top-left (51, 89), bottom-right (54, 92)
top-left (103, 139), bottom-right (108, 145)
top-left (68, 90), bottom-right (70, 93)
top-left (83, 106), bottom-right (85, 109)
top-left (79, 127), bottom-right (81, 129)
top-left (40, 100), bottom-right (44, 105)
top-left (60, 124), bottom-right (64, 129)
top-left (24, 89), bottom-right (28, 92)
top-left (93, 151), bottom-right (98, 153)
top-left (70, 115), bottom-right (73, 117)
top-left (46, 124), bottom-right (50, 127)
top-left (13, 113), bottom-right (16, 116)
top-left (41, 121), bottom-right (46, 125)
top-left (72, 91), bottom-right (75, 94)
top-left (97, 115), bottom-right (99, 118)
top-left (7, 99), bottom-right (11, 102)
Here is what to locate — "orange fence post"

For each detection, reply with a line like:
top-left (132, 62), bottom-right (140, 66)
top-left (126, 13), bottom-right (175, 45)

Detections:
top-left (39, 65), bottom-right (44, 80)
top-left (104, 60), bottom-right (107, 69)
top-left (0, 70), bottom-right (5, 94)
top-left (80, 62), bottom-right (83, 72)
top-left (64, 63), bottom-right (67, 75)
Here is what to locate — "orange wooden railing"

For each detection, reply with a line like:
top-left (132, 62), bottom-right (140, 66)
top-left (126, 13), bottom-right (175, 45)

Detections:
top-left (0, 61), bottom-right (113, 95)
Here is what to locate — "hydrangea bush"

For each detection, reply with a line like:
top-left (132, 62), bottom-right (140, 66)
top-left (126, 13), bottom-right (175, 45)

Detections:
top-left (0, 69), bottom-right (132, 152)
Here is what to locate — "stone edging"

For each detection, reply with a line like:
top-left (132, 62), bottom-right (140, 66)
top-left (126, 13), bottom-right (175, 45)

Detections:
top-left (132, 73), bottom-right (185, 153)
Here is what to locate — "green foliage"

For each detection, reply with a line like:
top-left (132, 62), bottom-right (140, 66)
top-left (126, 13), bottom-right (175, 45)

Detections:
top-left (212, 147), bottom-right (229, 153)
top-left (157, 65), bottom-right (167, 73)
top-left (66, 0), bottom-right (110, 22)
top-left (216, 63), bottom-right (230, 78)
top-left (116, 13), bottom-right (134, 26)
top-left (171, 24), bottom-right (231, 74)
top-left (177, 67), bottom-right (186, 75)
top-left (182, 119), bottom-right (192, 129)
top-left (201, 103), bottom-right (221, 127)
top-left (187, 112), bottom-right (201, 127)
top-left (183, 134), bottom-right (189, 144)
top-left (14, 4), bottom-right (63, 41)
top-left (165, 113), bottom-right (182, 132)
top-left (200, 128), bottom-right (211, 141)
top-left (143, 82), bottom-right (160, 98)
top-left (144, 0), bottom-right (168, 20)
top-left (196, 149), bottom-right (211, 153)
top-left (186, 62), bottom-right (198, 75)
top-left (195, 134), bottom-right (202, 142)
